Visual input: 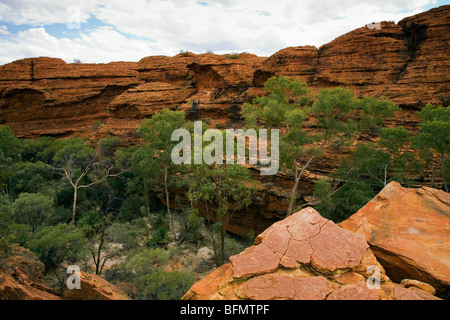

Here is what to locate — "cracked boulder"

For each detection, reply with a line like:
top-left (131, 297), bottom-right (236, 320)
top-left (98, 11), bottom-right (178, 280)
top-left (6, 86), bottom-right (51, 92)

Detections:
top-left (182, 207), bottom-right (440, 300)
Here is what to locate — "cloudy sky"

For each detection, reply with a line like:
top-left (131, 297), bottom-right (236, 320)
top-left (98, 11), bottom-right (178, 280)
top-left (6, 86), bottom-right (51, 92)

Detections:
top-left (0, 0), bottom-right (448, 65)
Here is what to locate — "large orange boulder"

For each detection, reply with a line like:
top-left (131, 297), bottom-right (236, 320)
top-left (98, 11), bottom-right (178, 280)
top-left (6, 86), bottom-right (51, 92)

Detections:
top-left (0, 245), bottom-right (131, 300)
top-left (0, 245), bottom-right (61, 300)
top-left (339, 181), bottom-right (450, 296)
top-left (182, 207), bottom-right (440, 300)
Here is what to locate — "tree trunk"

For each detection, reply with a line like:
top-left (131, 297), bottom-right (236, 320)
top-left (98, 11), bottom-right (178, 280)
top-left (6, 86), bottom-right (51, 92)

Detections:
top-left (287, 176), bottom-right (301, 217)
top-left (70, 187), bottom-right (78, 227)
top-left (95, 233), bottom-right (104, 275)
top-left (164, 165), bottom-right (177, 241)
top-left (441, 152), bottom-right (448, 192)
top-left (287, 156), bottom-right (315, 217)
top-left (431, 158), bottom-right (437, 188)
top-left (220, 215), bottom-right (226, 266)
top-left (143, 184), bottom-right (151, 216)
top-left (204, 205), bottom-right (219, 267)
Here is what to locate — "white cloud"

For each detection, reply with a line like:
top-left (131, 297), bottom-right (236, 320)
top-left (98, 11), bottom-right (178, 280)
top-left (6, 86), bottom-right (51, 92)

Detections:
top-left (0, 0), bottom-right (439, 65)
top-left (0, 26), bottom-right (175, 65)
top-left (0, 0), bottom-right (98, 25)
top-left (0, 25), bottom-right (8, 35)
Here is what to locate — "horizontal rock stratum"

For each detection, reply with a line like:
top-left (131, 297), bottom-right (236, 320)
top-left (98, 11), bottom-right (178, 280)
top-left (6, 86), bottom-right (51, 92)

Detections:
top-left (0, 5), bottom-right (448, 235)
top-left (182, 207), bottom-right (441, 300)
top-left (0, 5), bottom-right (448, 142)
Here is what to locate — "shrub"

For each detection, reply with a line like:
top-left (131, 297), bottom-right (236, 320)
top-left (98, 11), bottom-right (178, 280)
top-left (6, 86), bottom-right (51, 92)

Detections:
top-left (25, 224), bottom-right (87, 272)
top-left (12, 192), bottom-right (54, 232)
top-left (121, 247), bottom-right (194, 300)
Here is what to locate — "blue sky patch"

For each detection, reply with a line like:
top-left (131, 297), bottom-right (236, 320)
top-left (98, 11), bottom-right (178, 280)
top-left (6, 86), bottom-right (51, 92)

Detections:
top-left (423, 0), bottom-right (450, 10)
top-left (0, 15), bottom-right (154, 42)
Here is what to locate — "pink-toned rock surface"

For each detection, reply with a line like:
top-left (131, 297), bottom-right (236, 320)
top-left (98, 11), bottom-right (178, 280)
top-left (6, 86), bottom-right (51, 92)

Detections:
top-left (182, 207), bottom-right (440, 300)
top-left (240, 274), bottom-right (333, 300)
top-left (231, 207), bottom-right (370, 277)
top-left (339, 181), bottom-right (450, 296)
top-left (394, 285), bottom-right (441, 300)
top-left (327, 281), bottom-right (380, 300)
top-left (229, 243), bottom-right (280, 279)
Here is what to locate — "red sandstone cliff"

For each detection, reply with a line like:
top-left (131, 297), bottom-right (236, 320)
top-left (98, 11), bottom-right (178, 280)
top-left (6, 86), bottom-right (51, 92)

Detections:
top-left (0, 6), bottom-right (448, 235)
top-left (1, 6), bottom-right (448, 142)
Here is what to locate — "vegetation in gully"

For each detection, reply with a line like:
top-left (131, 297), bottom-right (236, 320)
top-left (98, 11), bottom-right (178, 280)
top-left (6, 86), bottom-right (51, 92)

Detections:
top-left (0, 77), bottom-right (448, 300)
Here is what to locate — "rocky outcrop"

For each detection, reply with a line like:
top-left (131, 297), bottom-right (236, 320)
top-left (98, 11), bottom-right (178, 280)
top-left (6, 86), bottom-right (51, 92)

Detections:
top-left (0, 6), bottom-right (448, 234)
top-left (0, 245), bottom-right (131, 300)
top-left (182, 207), bottom-right (440, 300)
top-left (1, 6), bottom-right (448, 142)
top-left (257, 6), bottom-right (449, 111)
top-left (0, 245), bottom-right (60, 300)
top-left (0, 57), bottom-right (141, 139)
top-left (339, 181), bottom-right (450, 296)
top-left (102, 52), bottom-right (266, 142)
top-left (253, 46), bottom-right (319, 86)
top-left (61, 271), bottom-right (131, 300)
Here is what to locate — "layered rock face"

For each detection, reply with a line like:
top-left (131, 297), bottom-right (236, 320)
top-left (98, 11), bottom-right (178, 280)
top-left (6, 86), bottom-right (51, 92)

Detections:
top-left (0, 6), bottom-right (448, 234)
top-left (104, 52), bottom-right (266, 142)
top-left (0, 245), bottom-right (131, 300)
top-left (0, 58), bottom-right (141, 139)
top-left (339, 181), bottom-right (450, 296)
top-left (1, 6), bottom-right (448, 141)
top-left (182, 207), bottom-right (440, 300)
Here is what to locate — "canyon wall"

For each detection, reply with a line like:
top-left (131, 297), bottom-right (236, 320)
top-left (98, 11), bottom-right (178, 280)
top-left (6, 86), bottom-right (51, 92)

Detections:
top-left (0, 6), bottom-right (448, 234)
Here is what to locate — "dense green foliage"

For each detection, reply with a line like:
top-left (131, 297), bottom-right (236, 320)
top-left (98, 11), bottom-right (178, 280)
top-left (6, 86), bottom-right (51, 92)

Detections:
top-left (186, 163), bottom-right (257, 266)
top-left (117, 247), bottom-right (195, 300)
top-left (0, 77), bottom-right (447, 299)
top-left (243, 77), bottom-right (399, 216)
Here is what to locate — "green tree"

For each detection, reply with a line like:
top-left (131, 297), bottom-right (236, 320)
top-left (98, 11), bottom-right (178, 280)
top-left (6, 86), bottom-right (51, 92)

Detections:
top-left (0, 195), bottom-right (16, 252)
top-left (138, 108), bottom-right (186, 240)
top-left (20, 136), bottom-right (56, 163)
top-left (309, 126), bottom-right (418, 222)
top-left (244, 76), bottom-right (398, 216)
top-left (11, 192), bottom-right (54, 232)
top-left (26, 224), bottom-right (87, 280)
top-left (315, 180), bottom-right (376, 222)
top-left (307, 127), bottom-right (414, 221)
top-left (378, 126), bottom-right (417, 185)
top-left (129, 144), bottom-right (161, 215)
top-left (412, 104), bottom-right (450, 191)
top-left (121, 247), bottom-right (194, 300)
top-left (50, 136), bottom-right (126, 226)
top-left (79, 210), bottom-right (124, 275)
top-left (187, 163), bottom-right (256, 266)
top-left (11, 161), bottom-right (52, 199)
top-left (0, 126), bottom-right (22, 202)
top-left (0, 195), bottom-right (31, 253)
